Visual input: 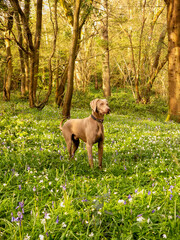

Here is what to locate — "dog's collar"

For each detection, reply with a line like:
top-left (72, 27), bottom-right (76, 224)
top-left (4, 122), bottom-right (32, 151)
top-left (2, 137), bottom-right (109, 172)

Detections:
top-left (91, 114), bottom-right (104, 123)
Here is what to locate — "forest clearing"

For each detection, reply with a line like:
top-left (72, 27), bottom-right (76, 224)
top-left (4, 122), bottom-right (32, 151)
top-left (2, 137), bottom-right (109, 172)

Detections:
top-left (0, 90), bottom-right (180, 239)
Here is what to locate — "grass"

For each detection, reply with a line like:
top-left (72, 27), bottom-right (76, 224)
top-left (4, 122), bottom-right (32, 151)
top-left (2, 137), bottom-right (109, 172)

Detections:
top-left (0, 90), bottom-right (179, 239)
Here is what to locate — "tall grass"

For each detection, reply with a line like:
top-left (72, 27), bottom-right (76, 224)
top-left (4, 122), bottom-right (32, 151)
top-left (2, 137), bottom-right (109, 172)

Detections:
top-left (0, 90), bottom-right (179, 239)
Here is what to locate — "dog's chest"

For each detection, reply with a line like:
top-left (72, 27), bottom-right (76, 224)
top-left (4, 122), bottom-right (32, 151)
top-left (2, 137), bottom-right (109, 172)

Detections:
top-left (94, 124), bottom-right (104, 142)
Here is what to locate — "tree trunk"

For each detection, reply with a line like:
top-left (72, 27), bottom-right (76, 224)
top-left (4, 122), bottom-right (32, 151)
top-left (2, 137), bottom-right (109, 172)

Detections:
top-left (35, 0), bottom-right (58, 110)
top-left (56, 64), bottom-right (68, 107)
top-left (29, 53), bottom-right (35, 107)
top-left (24, 0), bottom-right (30, 94)
top-left (33, 0), bottom-right (43, 102)
top-left (62, 0), bottom-right (81, 119)
top-left (15, 12), bottom-right (26, 97)
top-left (3, 35), bottom-right (12, 101)
top-left (141, 27), bottom-right (167, 103)
top-left (166, 0), bottom-right (180, 122)
top-left (102, 0), bottom-right (111, 97)
top-left (3, 11), bottom-right (13, 101)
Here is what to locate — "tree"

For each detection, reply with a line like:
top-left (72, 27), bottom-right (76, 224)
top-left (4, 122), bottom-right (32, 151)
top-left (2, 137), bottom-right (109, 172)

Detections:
top-left (57, 0), bottom-right (93, 118)
top-left (14, 11), bottom-right (26, 96)
top-left (101, 0), bottom-right (111, 97)
top-left (62, 0), bottom-right (81, 119)
top-left (9, 0), bottom-right (43, 107)
top-left (10, 0), bottom-right (57, 109)
top-left (119, 0), bottom-right (167, 103)
top-left (2, 7), bottom-right (13, 101)
top-left (165, 0), bottom-right (180, 122)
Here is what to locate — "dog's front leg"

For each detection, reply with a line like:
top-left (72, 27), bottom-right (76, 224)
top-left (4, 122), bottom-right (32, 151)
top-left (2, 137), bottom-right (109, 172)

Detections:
top-left (86, 143), bottom-right (94, 168)
top-left (98, 140), bottom-right (103, 169)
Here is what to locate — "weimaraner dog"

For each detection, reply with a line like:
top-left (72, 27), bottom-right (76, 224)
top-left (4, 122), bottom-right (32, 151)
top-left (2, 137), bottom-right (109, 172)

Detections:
top-left (60, 99), bottom-right (111, 168)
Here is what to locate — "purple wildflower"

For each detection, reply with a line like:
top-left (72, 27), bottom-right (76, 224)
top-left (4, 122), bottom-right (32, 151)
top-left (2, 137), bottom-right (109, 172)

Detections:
top-left (152, 210), bottom-right (155, 213)
top-left (56, 216), bottom-right (59, 224)
top-left (19, 202), bottom-right (24, 208)
top-left (124, 201), bottom-right (127, 205)
top-left (148, 191), bottom-right (151, 195)
top-left (33, 186), bottom-right (36, 192)
top-left (128, 195), bottom-right (132, 199)
top-left (19, 185), bottom-right (22, 190)
top-left (137, 214), bottom-right (143, 217)
top-left (170, 194), bottom-right (173, 200)
top-left (62, 185), bottom-right (66, 190)
top-left (135, 189), bottom-right (138, 193)
top-left (124, 165), bottom-right (127, 170)
top-left (11, 213), bottom-right (15, 222)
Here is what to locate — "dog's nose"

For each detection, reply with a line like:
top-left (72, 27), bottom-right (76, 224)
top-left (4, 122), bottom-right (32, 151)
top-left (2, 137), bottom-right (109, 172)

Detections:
top-left (107, 108), bottom-right (111, 114)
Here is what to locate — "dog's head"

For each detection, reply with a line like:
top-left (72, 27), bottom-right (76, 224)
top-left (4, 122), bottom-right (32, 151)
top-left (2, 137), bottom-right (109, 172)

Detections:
top-left (90, 99), bottom-right (111, 115)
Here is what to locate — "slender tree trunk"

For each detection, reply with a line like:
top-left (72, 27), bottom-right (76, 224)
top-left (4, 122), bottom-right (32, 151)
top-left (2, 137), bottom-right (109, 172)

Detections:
top-left (3, 11), bottom-right (13, 101)
top-left (141, 27), bottom-right (167, 103)
top-left (55, 58), bottom-right (60, 100)
top-left (35, 0), bottom-right (58, 110)
top-left (33, 0), bottom-right (43, 102)
top-left (29, 53), bottom-right (35, 107)
top-left (165, 0), bottom-right (180, 122)
top-left (62, 0), bottom-right (81, 119)
top-left (102, 0), bottom-right (111, 97)
top-left (24, 0), bottom-right (30, 93)
top-left (15, 12), bottom-right (26, 96)
top-left (3, 34), bottom-right (12, 101)
top-left (56, 64), bottom-right (68, 106)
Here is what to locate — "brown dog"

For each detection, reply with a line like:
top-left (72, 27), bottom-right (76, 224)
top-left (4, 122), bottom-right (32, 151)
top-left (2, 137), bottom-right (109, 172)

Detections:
top-left (60, 99), bottom-right (110, 168)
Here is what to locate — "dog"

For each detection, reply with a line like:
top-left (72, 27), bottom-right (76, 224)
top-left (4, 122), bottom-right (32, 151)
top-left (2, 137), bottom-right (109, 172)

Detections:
top-left (60, 99), bottom-right (110, 168)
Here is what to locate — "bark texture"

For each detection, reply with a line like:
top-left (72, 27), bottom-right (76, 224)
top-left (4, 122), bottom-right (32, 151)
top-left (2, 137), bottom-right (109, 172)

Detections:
top-left (102, 0), bottom-right (111, 97)
top-left (166, 0), bottom-right (180, 122)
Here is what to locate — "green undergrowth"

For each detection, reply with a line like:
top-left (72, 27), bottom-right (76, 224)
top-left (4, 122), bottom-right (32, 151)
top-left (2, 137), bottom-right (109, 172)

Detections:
top-left (0, 91), bottom-right (179, 239)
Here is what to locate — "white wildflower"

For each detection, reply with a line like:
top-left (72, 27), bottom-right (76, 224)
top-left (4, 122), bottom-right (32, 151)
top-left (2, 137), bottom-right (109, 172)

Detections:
top-left (147, 218), bottom-right (151, 224)
top-left (137, 216), bottom-right (145, 222)
top-left (44, 213), bottom-right (51, 220)
top-left (40, 219), bottom-right (46, 225)
top-left (162, 234), bottom-right (167, 238)
top-left (39, 234), bottom-right (44, 240)
top-left (62, 222), bottom-right (67, 228)
top-left (89, 232), bottom-right (94, 237)
top-left (60, 201), bottom-right (65, 207)
top-left (24, 234), bottom-right (31, 240)
top-left (118, 199), bottom-right (124, 204)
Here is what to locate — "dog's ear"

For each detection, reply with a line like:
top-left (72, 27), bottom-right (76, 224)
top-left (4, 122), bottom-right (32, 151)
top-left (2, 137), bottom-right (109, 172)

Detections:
top-left (90, 99), bottom-right (99, 112)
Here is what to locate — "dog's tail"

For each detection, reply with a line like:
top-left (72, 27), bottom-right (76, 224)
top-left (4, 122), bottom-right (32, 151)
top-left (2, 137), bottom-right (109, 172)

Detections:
top-left (59, 118), bottom-right (66, 131)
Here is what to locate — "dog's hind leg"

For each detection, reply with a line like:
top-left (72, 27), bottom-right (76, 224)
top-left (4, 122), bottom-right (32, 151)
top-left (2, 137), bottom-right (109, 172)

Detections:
top-left (72, 136), bottom-right (79, 158)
